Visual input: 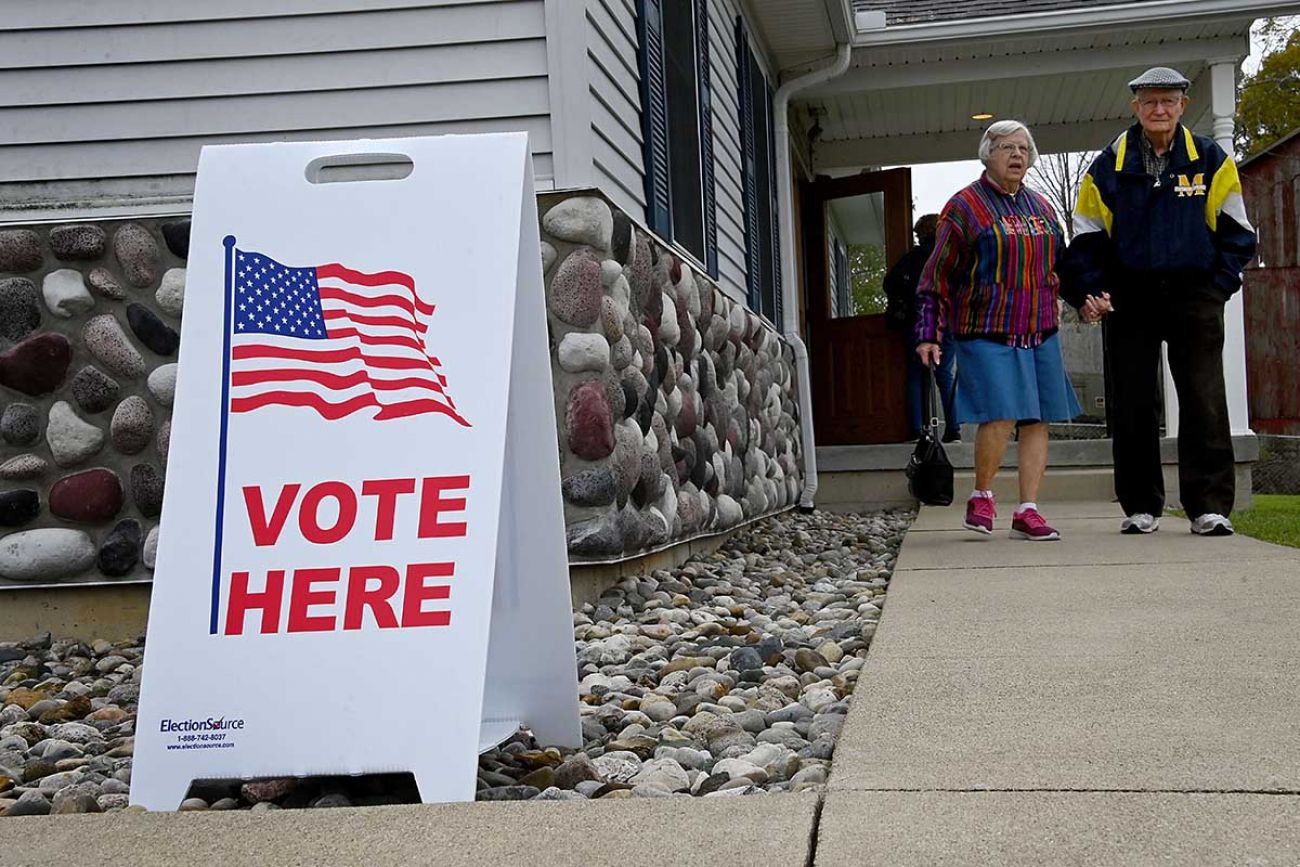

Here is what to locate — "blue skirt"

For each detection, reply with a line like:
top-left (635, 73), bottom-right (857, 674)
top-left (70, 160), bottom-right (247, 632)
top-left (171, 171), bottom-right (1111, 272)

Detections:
top-left (952, 333), bottom-right (1082, 424)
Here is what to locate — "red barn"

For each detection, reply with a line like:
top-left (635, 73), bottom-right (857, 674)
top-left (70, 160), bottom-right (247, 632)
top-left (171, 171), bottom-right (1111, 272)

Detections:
top-left (1241, 128), bottom-right (1300, 435)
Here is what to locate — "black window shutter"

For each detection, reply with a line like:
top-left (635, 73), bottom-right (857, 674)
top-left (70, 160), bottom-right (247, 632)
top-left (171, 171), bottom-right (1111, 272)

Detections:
top-left (767, 79), bottom-right (782, 328)
top-left (736, 16), bottom-right (759, 310)
top-left (636, 0), bottom-right (672, 239)
top-left (696, 0), bottom-right (717, 279)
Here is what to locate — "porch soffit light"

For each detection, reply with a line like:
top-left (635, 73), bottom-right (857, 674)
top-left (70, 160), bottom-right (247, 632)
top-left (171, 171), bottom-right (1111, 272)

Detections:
top-left (971, 113), bottom-right (995, 120)
top-left (854, 9), bottom-right (887, 31)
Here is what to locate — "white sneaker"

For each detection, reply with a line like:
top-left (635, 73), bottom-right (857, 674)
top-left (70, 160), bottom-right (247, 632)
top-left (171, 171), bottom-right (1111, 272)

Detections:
top-left (1121, 513), bottom-right (1159, 534)
top-left (1190, 513), bottom-right (1234, 536)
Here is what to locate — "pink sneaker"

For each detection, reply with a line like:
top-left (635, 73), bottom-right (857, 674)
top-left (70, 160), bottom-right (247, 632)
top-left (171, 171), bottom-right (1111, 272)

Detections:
top-left (963, 496), bottom-right (996, 535)
top-left (1010, 507), bottom-right (1060, 541)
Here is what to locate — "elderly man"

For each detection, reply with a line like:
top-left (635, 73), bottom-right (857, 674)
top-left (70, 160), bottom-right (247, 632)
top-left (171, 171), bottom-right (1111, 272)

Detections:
top-left (1060, 66), bottom-right (1257, 536)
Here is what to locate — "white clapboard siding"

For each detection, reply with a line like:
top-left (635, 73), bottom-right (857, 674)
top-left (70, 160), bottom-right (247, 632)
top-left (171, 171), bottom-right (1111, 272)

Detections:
top-left (708, 0), bottom-right (749, 306)
top-left (582, 0), bottom-right (763, 306)
top-left (586, 0), bottom-right (646, 221)
top-left (0, 0), bottom-right (554, 217)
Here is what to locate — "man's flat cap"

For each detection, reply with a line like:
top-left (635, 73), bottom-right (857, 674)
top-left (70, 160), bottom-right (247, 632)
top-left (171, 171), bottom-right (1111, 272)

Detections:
top-left (1129, 66), bottom-right (1190, 92)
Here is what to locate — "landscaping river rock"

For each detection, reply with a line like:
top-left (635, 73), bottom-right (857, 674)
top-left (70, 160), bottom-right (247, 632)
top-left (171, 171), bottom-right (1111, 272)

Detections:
top-left (0, 507), bottom-right (910, 815)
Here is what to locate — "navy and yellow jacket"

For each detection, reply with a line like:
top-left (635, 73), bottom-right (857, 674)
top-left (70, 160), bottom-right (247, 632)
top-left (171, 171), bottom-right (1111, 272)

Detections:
top-left (1059, 123), bottom-right (1256, 306)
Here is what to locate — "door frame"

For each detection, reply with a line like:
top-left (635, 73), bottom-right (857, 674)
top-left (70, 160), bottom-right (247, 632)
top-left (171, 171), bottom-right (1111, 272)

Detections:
top-left (802, 167), bottom-right (914, 445)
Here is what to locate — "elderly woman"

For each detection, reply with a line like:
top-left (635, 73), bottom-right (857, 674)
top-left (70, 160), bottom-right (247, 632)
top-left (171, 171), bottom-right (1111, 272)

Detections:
top-left (915, 120), bottom-right (1081, 540)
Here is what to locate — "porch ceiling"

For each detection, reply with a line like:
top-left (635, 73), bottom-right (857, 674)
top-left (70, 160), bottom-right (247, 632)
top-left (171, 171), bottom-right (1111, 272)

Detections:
top-left (745, 0), bottom-right (1300, 167)
top-left (807, 25), bottom-right (1243, 167)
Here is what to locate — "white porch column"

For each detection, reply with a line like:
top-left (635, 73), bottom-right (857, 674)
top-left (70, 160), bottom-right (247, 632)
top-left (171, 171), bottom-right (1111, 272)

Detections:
top-left (1163, 58), bottom-right (1252, 438)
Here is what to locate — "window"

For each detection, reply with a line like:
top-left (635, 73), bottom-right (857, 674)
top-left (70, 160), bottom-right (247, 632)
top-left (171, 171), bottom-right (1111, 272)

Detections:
top-left (637, 0), bottom-right (717, 276)
top-left (736, 18), bottom-right (780, 323)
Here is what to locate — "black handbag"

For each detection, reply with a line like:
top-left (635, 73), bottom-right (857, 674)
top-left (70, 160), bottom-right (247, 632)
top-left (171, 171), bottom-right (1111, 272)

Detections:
top-left (906, 363), bottom-right (954, 506)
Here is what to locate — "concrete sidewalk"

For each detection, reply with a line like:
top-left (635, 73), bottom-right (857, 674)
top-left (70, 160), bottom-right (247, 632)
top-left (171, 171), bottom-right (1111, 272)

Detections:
top-left (6, 502), bottom-right (1298, 866)
top-left (819, 501), bottom-right (1300, 865)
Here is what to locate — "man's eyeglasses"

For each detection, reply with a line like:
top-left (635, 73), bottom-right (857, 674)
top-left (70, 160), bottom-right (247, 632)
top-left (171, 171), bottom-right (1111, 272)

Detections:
top-left (1137, 96), bottom-right (1184, 111)
top-left (993, 143), bottom-right (1031, 156)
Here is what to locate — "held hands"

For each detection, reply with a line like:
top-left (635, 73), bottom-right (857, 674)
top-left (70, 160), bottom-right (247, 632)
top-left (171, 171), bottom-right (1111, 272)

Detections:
top-left (1081, 292), bottom-right (1114, 323)
top-left (916, 342), bottom-right (942, 366)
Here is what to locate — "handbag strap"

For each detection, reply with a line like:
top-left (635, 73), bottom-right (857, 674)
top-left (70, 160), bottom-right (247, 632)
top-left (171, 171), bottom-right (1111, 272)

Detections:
top-left (925, 361), bottom-right (941, 434)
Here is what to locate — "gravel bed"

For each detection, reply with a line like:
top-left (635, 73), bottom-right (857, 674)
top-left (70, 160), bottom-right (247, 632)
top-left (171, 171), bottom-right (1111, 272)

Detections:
top-left (0, 507), bottom-right (911, 815)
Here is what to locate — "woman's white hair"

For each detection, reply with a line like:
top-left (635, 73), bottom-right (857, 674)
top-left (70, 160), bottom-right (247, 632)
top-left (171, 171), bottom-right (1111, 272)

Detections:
top-left (978, 120), bottom-right (1039, 168)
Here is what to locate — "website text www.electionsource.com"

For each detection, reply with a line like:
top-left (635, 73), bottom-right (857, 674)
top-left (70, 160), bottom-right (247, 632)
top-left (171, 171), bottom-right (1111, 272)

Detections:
top-left (166, 742), bottom-right (237, 750)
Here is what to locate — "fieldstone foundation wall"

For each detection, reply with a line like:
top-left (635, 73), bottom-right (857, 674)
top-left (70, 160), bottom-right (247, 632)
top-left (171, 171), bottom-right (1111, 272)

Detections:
top-left (0, 193), bottom-right (803, 586)
top-left (540, 192), bottom-right (803, 561)
top-left (0, 220), bottom-right (187, 587)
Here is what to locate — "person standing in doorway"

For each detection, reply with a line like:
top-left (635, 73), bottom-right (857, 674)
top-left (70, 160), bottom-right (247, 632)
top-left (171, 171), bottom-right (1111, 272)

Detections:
top-left (916, 120), bottom-right (1080, 541)
top-left (884, 214), bottom-right (959, 443)
top-left (1060, 67), bottom-right (1257, 536)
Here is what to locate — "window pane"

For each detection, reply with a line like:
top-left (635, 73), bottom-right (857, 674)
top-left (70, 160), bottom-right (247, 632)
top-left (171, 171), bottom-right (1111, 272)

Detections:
top-left (662, 0), bottom-right (705, 261)
top-left (826, 192), bottom-right (887, 319)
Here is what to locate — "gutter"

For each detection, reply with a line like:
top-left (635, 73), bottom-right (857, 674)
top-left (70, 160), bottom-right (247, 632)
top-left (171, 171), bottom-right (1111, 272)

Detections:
top-left (774, 41), bottom-right (852, 512)
top-left (851, 0), bottom-right (1300, 45)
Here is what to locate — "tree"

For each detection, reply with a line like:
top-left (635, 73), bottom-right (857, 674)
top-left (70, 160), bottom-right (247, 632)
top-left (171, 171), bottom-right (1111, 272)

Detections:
top-left (1027, 151), bottom-right (1095, 238)
top-left (1237, 19), bottom-right (1300, 159)
top-left (848, 243), bottom-right (888, 314)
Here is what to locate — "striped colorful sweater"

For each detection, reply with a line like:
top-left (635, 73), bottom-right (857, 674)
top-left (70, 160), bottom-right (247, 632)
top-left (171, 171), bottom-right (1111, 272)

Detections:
top-left (915, 174), bottom-right (1064, 348)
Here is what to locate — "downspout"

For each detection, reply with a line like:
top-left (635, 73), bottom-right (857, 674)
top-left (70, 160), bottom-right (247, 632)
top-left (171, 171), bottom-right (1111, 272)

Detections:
top-left (774, 41), bottom-right (852, 511)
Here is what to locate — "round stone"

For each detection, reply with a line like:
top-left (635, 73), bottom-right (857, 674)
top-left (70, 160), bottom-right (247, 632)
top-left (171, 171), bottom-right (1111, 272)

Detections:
top-left (601, 296), bottom-right (625, 342)
top-left (541, 241), bottom-right (557, 273)
top-left (41, 269), bottom-right (95, 319)
top-left (124, 303), bottom-right (179, 356)
top-left (1, 402), bottom-right (40, 445)
top-left (561, 468), bottom-right (618, 507)
top-left (0, 454), bottom-right (48, 480)
top-left (550, 248), bottom-right (603, 327)
top-left (611, 335), bottom-right (634, 370)
top-left (110, 396), bottom-right (154, 454)
top-left (658, 294), bottom-right (681, 346)
top-left (0, 278), bottom-right (41, 341)
top-left (69, 365), bottom-right (121, 414)
top-left (49, 225), bottom-right (107, 261)
top-left (3, 790), bottom-right (52, 817)
top-left (625, 233), bottom-right (653, 309)
top-left (143, 525), bottom-right (159, 570)
top-left (557, 332), bottom-right (610, 374)
top-left (0, 529), bottom-right (96, 581)
top-left (50, 468), bottom-right (123, 522)
top-left (83, 315), bottom-right (145, 378)
top-left (97, 519), bottom-right (142, 577)
top-left (715, 494), bottom-right (744, 527)
top-left (612, 211), bottom-right (633, 264)
top-left (543, 197), bottom-right (613, 250)
top-left (675, 390), bottom-right (698, 438)
top-left (0, 332), bottom-right (72, 395)
top-left (565, 381), bottom-right (614, 460)
top-left (157, 419), bottom-right (171, 467)
top-left (161, 220), bottom-right (190, 259)
top-left (46, 401), bottom-right (105, 467)
top-left (130, 464), bottom-right (165, 517)
top-left (566, 514), bottom-right (623, 557)
top-left (0, 230), bottom-right (42, 273)
top-left (86, 268), bottom-right (126, 300)
top-left (0, 490), bottom-right (40, 527)
top-left (113, 224), bottom-right (160, 288)
top-left (155, 268), bottom-right (185, 318)
top-left (147, 363), bottom-right (177, 407)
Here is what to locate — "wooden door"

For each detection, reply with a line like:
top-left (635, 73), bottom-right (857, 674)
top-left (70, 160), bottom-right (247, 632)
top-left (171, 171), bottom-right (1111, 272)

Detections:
top-left (806, 168), bottom-right (913, 445)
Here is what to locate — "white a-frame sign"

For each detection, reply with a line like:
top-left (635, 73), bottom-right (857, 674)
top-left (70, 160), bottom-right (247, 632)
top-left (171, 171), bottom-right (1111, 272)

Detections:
top-left (132, 134), bottom-right (581, 809)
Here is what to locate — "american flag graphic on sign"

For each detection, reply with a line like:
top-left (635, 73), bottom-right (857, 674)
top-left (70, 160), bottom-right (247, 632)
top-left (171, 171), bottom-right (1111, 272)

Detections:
top-left (228, 247), bottom-right (469, 425)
